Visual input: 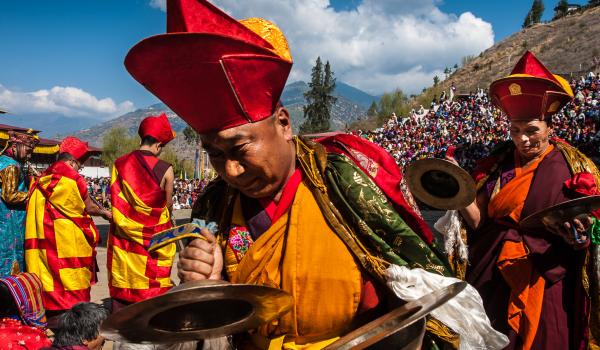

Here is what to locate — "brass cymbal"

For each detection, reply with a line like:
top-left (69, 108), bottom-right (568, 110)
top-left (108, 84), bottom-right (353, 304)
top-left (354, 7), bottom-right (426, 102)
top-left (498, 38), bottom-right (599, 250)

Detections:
top-left (101, 280), bottom-right (294, 344)
top-left (405, 158), bottom-right (475, 210)
top-left (520, 195), bottom-right (600, 230)
top-left (325, 281), bottom-right (467, 350)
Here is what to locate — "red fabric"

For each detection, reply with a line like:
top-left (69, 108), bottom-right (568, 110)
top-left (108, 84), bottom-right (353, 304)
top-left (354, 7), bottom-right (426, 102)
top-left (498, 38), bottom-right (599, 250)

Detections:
top-left (0, 318), bottom-right (52, 349)
top-left (257, 168), bottom-right (303, 223)
top-left (489, 51), bottom-right (572, 120)
top-left (564, 172), bottom-right (599, 197)
top-left (510, 51), bottom-right (559, 82)
top-left (125, 0), bottom-right (292, 134)
top-left (0, 274), bottom-right (47, 328)
top-left (113, 152), bottom-right (168, 210)
top-left (59, 136), bottom-right (89, 161)
top-left (471, 155), bottom-right (499, 184)
top-left (43, 161), bottom-right (89, 199)
top-left (271, 169), bottom-right (303, 223)
top-left (318, 134), bottom-right (434, 245)
top-left (108, 151), bottom-right (174, 302)
top-left (26, 162), bottom-right (98, 310)
top-left (166, 0), bottom-right (270, 48)
top-left (138, 113), bottom-right (175, 145)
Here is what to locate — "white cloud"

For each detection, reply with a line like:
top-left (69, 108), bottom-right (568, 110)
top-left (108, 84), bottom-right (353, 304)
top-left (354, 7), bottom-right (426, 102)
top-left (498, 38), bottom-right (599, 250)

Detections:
top-left (149, 0), bottom-right (494, 95)
top-left (149, 0), bottom-right (166, 11)
top-left (0, 84), bottom-right (135, 120)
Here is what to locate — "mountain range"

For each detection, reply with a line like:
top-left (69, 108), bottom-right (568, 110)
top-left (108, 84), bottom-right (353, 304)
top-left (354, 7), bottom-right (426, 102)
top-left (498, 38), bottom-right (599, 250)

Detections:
top-left (67, 80), bottom-right (378, 148)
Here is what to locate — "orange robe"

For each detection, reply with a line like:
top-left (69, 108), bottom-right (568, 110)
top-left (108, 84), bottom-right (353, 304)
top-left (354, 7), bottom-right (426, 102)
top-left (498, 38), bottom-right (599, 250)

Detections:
top-left (225, 181), bottom-right (362, 348)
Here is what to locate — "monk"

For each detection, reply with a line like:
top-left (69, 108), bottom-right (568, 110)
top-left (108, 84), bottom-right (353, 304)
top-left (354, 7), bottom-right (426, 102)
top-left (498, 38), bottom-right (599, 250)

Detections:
top-left (124, 1), bottom-right (458, 348)
top-left (25, 136), bottom-right (110, 323)
top-left (452, 52), bottom-right (599, 349)
top-left (107, 113), bottom-right (176, 310)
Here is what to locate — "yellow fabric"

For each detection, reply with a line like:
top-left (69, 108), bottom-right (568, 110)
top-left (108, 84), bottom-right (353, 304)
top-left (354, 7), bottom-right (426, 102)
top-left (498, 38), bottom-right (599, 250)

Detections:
top-left (229, 182), bottom-right (362, 348)
top-left (108, 166), bottom-right (175, 291)
top-left (25, 174), bottom-right (97, 293)
top-left (266, 335), bottom-right (340, 350)
top-left (33, 144), bottom-right (60, 154)
top-left (110, 244), bottom-right (150, 289)
top-left (240, 18), bottom-right (292, 63)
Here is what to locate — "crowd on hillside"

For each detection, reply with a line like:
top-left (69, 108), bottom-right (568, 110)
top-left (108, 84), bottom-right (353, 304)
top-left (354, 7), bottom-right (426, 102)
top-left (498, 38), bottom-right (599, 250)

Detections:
top-left (86, 176), bottom-right (211, 210)
top-left (354, 72), bottom-right (600, 171)
top-left (82, 73), bottom-right (600, 208)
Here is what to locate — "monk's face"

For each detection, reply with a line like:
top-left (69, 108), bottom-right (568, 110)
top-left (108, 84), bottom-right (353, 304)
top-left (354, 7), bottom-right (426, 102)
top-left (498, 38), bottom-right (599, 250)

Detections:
top-left (509, 119), bottom-right (551, 161)
top-left (200, 108), bottom-right (296, 199)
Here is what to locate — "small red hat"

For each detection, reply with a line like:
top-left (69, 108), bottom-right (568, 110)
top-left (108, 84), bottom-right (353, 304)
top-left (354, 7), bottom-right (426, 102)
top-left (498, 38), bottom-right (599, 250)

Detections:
top-left (489, 51), bottom-right (574, 120)
top-left (60, 136), bottom-right (90, 161)
top-left (138, 113), bottom-right (176, 145)
top-left (125, 0), bottom-right (293, 134)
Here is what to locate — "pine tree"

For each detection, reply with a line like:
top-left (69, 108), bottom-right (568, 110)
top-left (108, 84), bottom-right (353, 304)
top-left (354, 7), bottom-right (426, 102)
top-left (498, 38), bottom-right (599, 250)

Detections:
top-left (553, 0), bottom-right (569, 19)
top-left (523, 0), bottom-right (544, 27)
top-left (589, 0), bottom-right (600, 7)
top-left (300, 57), bottom-right (337, 134)
top-left (533, 0), bottom-right (545, 23)
top-left (367, 101), bottom-right (378, 117)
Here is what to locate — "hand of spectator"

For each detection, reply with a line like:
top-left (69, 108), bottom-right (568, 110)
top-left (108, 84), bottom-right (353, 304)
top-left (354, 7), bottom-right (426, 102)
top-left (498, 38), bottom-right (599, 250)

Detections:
top-left (177, 229), bottom-right (223, 282)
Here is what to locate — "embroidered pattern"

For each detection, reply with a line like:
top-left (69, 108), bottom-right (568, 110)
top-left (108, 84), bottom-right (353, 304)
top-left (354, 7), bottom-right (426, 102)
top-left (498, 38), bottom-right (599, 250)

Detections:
top-left (227, 226), bottom-right (253, 262)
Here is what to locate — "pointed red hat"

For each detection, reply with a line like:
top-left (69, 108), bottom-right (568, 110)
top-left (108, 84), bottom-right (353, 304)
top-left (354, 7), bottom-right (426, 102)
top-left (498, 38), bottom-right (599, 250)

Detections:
top-left (60, 136), bottom-right (90, 161)
top-left (489, 51), bottom-right (574, 120)
top-left (138, 113), bottom-right (176, 145)
top-left (125, 0), bottom-right (293, 134)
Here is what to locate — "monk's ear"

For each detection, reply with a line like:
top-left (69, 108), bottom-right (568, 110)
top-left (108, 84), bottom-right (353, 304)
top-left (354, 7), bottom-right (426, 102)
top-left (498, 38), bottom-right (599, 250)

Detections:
top-left (274, 107), bottom-right (293, 141)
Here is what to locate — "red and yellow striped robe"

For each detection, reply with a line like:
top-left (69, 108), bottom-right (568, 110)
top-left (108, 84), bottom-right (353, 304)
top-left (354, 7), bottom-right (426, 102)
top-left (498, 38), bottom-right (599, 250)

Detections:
top-left (25, 161), bottom-right (99, 311)
top-left (107, 151), bottom-right (175, 303)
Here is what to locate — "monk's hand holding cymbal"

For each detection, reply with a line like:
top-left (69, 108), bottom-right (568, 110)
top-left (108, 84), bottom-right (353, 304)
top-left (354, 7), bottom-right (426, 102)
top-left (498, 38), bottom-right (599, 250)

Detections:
top-left (178, 228), bottom-right (223, 282)
top-left (550, 214), bottom-right (592, 250)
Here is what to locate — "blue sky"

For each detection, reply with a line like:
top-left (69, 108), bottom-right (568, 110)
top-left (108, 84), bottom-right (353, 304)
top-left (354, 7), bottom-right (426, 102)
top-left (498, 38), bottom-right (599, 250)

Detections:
top-left (0, 0), bottom-right (590, 122)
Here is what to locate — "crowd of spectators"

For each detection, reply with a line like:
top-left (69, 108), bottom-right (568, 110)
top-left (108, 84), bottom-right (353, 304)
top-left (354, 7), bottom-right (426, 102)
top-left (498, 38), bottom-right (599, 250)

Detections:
top-left (172, 178), bottom-right (210, 210)
top-left (82, 73), bottom-right (600, 206)
top-left (354, 72), bottom-right (600, 172)
top-left (85, 176), bottom-right (211, 211)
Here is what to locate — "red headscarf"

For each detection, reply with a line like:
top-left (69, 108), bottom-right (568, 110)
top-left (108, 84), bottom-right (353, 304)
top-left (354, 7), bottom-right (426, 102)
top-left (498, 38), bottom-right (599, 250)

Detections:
top-left (138, 113), bottom-right (175, 145)
top-left (59, 136), bottom-right (90, 161)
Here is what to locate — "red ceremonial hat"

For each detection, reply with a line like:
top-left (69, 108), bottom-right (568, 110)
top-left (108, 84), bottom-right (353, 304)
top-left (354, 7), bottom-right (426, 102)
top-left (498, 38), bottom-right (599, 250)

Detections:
top-left (489, 51), bottom-right (574, 120)
top-left (60, 136), bottom-right (90, 161)
top-left (138, 113), bottom-right (176, 145)
top-left (125, 0), bottom-right (293, 134)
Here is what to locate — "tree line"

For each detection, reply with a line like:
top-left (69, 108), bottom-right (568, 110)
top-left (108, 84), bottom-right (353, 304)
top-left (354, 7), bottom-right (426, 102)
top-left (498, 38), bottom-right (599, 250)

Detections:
top-left (523, 0), bottom-right (599, 28)
top-left (101, 127), bottom-right (193, 177)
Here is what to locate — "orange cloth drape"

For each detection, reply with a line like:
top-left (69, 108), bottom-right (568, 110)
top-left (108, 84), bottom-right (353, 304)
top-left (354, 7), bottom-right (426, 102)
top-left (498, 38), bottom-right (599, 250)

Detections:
top-left (487, 145), bottom-right (554, 350)
top-left (488, 145), bottom-right (554, 222)
top-left (230, 182), bottom-right (362, 347)
top-left (497, 241), bottom-right (545, 350)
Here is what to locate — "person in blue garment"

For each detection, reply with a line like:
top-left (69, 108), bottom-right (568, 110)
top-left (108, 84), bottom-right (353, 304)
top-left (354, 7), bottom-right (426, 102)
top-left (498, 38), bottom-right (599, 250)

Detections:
top-left (0, 130), bottom-right (38, 276)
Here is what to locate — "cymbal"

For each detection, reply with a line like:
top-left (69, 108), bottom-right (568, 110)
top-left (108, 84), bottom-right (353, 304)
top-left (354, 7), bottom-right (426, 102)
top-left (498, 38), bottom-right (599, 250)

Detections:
top-left (405, 158), bottom-right (476, 210)
top-left (520, 195), bottom-right (600, 230)
top-left (101, 280), bottom-right (294, 344)
top-left (325, 281), bottom-right (467, 350)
